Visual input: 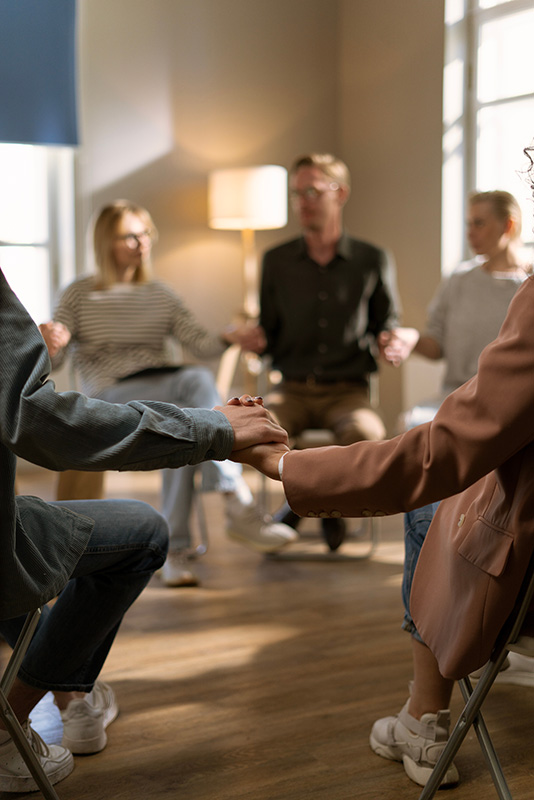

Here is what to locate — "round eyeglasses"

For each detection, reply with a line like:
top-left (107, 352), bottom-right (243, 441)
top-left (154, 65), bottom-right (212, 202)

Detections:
top-left (289, 182), bottom-right (339, 202)
top-left (115, 230), bottom-right (153, 249)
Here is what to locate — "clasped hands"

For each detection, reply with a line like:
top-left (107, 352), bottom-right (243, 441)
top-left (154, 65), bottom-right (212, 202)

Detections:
top-left (216, 395), bottom-right (289, 481)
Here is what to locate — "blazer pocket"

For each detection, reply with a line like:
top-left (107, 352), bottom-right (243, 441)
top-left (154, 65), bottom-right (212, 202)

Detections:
top-left (458, 517), bottom-right (513, 577)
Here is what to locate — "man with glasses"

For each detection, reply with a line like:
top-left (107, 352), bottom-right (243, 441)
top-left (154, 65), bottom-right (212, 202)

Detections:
top-left (259, 153), bottom-right (400, 548)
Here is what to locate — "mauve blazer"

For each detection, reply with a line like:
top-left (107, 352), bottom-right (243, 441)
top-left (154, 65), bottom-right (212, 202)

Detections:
top-left (0, 269), bottom-right (234, 620)
top-left (282, 276), bottom-right (534, 679)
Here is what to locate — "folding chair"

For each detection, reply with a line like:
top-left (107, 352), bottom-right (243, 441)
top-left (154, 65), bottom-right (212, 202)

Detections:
top-left (418, 553), bottom-right (534, 800)
top-left (0, 607), bottom-right (62, 799)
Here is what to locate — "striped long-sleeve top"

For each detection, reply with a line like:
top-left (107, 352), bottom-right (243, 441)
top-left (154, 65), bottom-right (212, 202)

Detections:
top-left (53, 276), bottom-right (227, 396)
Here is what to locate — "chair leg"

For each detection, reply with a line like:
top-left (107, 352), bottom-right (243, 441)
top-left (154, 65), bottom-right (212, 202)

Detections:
top-left (192, 492), bottom-right (209, 557)
top-left (268, 517), bottom-right (378, 562)
top-left (417, 650), bottom-right (511, 800)
top-left (459, 678), bottom-right (512, 800)
top-left (0, 609), bottom-right (61, 799)
top-left (0, 696), bottom-right (61, 800)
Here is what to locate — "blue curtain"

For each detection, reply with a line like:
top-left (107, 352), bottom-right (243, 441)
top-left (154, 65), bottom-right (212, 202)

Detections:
top-left (0, 0), bottom-right (78, 146)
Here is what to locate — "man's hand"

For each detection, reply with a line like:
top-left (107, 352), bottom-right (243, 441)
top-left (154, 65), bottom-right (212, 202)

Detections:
top-left (215, 394), bottom-right (289, 451)
top-left (378, 327), bottom-right (420, 367)
top-left (223, 323), bottom-right (267, 353)
top-left (38, 321), bottom-right (71, 357)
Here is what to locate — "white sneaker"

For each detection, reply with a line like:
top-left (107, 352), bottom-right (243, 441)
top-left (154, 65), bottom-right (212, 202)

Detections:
top-left (161, 551), bottom-right (199, 587)
top-left (225, 496), bottom-right (298, 553)
top-left (369, 700), bottom-right (459, 787)
top-left (470, 651), bottom-right (534, 686)
top-left (0, 720), bottom-right (73, 792)
top-left (60, 681), bottom-right (118, 754)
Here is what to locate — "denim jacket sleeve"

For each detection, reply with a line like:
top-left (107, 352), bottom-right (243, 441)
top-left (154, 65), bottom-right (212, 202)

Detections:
top-left (0, 269), bottom-right (234, 472)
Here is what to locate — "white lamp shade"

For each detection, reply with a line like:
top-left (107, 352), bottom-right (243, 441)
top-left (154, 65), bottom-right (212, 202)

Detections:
top-left (208, 165), bottom-right (287, 230)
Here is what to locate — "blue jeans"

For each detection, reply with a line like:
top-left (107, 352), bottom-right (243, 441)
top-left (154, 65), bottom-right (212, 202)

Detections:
top-left (0, 499), bottom-right (168, 692)
top-left (98, 366), bottom-right (243, 551)
top-left (401, 502), bottom-right (440, 644)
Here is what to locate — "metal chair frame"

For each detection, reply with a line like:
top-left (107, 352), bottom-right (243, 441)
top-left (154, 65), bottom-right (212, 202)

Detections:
top-left (418, 554), bottom-right (534, 800)
top-left (0, 608), bottom-right (61, 800)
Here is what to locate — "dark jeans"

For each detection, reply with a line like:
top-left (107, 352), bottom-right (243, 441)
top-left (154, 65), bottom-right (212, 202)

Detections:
top-left (0, 499), bottom-right (168, 692)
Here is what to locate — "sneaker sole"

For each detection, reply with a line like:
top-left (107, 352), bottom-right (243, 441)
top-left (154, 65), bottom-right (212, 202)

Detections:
top-left (0, 750), bottom-right (74, 792)
top-left (402, 754), bottom-right (459, 787)
top-left (369, 732), bottom-right (402, 762)
top-left (370, 733), bottom-right (459, 787)
top-left (226, 529), bottom-right (295, 553)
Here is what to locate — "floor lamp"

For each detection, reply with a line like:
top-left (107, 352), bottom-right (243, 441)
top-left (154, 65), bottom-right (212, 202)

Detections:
top-left (208, 165), bottom-right (288, 319)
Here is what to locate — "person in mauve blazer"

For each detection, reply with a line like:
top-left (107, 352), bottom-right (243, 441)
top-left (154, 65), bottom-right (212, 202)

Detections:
top-left (233, 267), bottom-right (534, 788)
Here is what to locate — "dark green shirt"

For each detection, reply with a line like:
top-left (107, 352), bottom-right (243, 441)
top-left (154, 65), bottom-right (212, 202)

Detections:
top-left (260, 234), bottom-right (400, 383)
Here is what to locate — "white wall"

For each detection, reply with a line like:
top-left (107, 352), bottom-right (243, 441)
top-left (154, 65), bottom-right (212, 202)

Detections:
top-left (77, 0), bottom-right (445, 430)
top-left (339, 0), bottom-right (445, 431)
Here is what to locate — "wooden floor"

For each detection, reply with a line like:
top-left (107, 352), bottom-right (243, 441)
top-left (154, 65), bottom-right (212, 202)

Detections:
top-left (5, 468), bottom-right (534, 800)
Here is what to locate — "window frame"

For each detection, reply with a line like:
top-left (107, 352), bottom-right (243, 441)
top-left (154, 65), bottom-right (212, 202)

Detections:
top-left (442, 0), bottom-right (534, 275)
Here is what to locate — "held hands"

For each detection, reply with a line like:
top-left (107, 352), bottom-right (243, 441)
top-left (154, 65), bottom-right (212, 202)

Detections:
top-left (378, 327), bottom-right (420, 367)
top-left (222, 323), bottom-right (267, 354)
top-left (215, 395), bottom-right (289, 481)
top-left (38, 321), bottom-right (72, 357)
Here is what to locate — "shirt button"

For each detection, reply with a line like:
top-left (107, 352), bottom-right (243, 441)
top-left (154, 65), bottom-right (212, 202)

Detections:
top-left (458, 514), bottom-right (465, 527)
top-left (318, 343), bottom-right (328, 354)
top-left (318, 291), bottom-right (328, 301)
top-left (318, 318), bottom-right (328, 328)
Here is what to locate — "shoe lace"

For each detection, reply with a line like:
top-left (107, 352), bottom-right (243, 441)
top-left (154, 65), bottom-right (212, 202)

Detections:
top-left (24, 721), bottom-right (50, 758)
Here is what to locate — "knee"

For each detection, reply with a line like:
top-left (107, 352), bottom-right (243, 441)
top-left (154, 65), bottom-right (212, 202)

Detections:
top-left (131, 501), bottom-right (170, 567)
top-left (334, 411), bottom-right (386, 444)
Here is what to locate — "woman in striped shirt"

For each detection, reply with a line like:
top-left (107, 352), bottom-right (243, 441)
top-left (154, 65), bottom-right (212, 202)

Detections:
top-left (39, 200), bottom-right (296, 587)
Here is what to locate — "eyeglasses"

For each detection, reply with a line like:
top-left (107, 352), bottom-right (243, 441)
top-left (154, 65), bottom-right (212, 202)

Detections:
top-left (289, 182), bottom-right (339, 202)
top-left (115, 230), bottom-right (153, 249)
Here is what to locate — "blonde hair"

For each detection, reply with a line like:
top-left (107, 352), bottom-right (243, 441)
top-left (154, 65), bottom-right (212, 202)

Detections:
top-left (469, 190), bottom-right (522, 241)
top-left (92, 200), bottom-right (158, 288)
top-left (290, 153), bottom-right (351, 190)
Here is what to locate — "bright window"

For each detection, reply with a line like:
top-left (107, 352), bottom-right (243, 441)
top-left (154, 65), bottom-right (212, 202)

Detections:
top-left (0, 143), bottom-right (75, 323)
top-left (442, 0), bottom-right (534, 274)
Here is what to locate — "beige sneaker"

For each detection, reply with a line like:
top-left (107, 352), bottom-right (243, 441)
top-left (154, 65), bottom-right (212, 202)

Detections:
top-left (60, 681), bottom-right (118, 754)
top-left (470, 651), bottom-right (534, 686)
top-left (0, 721), bottom-right (73, 792)
top-left (161, 551), bottom-right (199, 587)
top-left (369, 700), bottom-right (459, 787)
top-left (225, 496), bottom-right (298, 553)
